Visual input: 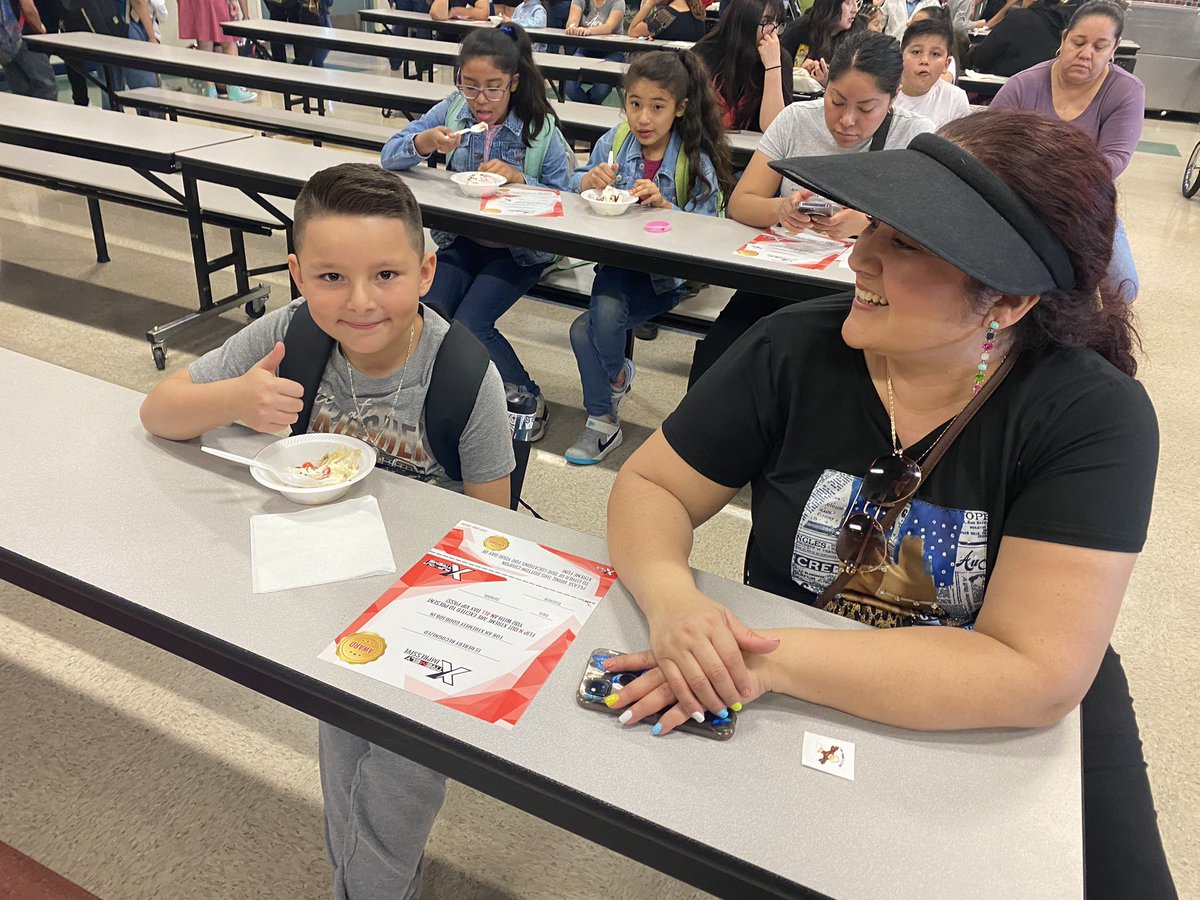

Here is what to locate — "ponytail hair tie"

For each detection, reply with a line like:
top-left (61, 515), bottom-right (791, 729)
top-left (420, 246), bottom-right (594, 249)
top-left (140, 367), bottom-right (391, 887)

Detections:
top-left (499, 22), bottom-right (517, 38)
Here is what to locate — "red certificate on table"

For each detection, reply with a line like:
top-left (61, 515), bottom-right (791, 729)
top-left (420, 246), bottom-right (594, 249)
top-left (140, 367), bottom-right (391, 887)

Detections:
top-left (319, 521), bottom-right (617, 728)
top-left (479, 186), bottom-right (564, 217)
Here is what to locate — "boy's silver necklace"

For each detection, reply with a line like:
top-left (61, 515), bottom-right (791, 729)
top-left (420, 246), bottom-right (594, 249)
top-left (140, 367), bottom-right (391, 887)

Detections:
top-left (343, 322), bottom-right (416, 439)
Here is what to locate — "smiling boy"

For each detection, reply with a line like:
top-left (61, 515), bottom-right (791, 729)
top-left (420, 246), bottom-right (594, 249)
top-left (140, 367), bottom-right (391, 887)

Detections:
top-left (894, 17), bottom-right (970, 128)
top-left (140, 163), bottom-right (514, 506)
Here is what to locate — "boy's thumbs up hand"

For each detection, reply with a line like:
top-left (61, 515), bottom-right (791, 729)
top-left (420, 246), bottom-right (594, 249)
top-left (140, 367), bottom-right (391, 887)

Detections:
top-left (239, 341), bottom-right (306, 434)
top-left (256, 341), bottom-right (285, 372)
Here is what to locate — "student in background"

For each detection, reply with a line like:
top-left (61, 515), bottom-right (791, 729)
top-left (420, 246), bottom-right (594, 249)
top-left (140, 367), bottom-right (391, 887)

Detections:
top-left (1, 0), bottom-right (56, 101)
top-left (628, 0), bottom-right (708, 42)
top-left (864, 3), bottom-right (886, 31)
top-left (692, 30), bottom-right (933, 383)
top-left (894, 16), bottom-right (969, 126)
top-left (430, 0), bottom-right (491, 20)
top-left (967, 0), bottom-right (1077, 77)
top-left (382, 23), bottom-right (573, 441)
top-left (781, 0), bottom-right (861, 87)
top-left (990, 0), bottom-right (1141, 303)
top-left (562, 0), bottom-right (626, 104)
top-left (141, 164), bottom-right (514, 899)
top-left (908, 4), bottom-right (964, 81)
top-left (504, 0), bottom-right (546, 52)
top-left (565, 50), bottom-right (734, 464)
top-left (177, 0), bottom-right (257, 101)
top-left (692, 0), bottom-right (793, 132)
top-left (506, 0), bottom-right (546, 29)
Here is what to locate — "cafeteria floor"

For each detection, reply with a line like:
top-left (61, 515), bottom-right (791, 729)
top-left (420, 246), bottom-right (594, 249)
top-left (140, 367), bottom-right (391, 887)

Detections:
top-left (0, 64), bottom-right (1197, 899)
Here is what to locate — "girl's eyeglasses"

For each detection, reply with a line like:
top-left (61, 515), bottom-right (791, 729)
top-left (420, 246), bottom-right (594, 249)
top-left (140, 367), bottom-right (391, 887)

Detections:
top-left (456, 80), bottom-right (514, 101)
top-left (835, 453), bottom-right (921, 574)
top-left (758, 17), bottom-right (780, 31)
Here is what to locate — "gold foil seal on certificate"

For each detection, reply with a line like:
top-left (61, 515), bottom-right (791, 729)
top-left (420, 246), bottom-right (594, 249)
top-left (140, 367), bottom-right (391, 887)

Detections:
top-left (483, 535), bottom-right (510, 552)
top-left (336, 633), bottom-right (386, 665)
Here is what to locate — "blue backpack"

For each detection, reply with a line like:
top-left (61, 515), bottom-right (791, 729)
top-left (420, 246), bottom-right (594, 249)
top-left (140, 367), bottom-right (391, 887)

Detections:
top-left (1, 0), bottom-right (25, 65)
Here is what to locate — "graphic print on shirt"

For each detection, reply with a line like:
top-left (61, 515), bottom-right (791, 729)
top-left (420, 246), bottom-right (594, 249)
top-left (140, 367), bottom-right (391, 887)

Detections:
top-left (309, 385), bottom-right (436, 481)
top-left (791, 469), bottom-right (988, 625)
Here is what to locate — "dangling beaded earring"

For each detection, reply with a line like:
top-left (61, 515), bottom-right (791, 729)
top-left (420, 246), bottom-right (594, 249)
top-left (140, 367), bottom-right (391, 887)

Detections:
top-left (974, 320), bottom-right (999, 394)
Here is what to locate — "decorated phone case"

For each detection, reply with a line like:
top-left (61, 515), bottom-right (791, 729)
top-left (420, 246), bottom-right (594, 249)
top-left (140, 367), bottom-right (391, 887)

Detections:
top-left (576, 648), bottom-right (737, 741)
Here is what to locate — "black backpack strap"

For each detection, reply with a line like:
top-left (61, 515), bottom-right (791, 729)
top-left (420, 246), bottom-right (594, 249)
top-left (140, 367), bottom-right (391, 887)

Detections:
top-left (425, 318), bottom-right (490, 484)
top-left (869, 112), bottom-right (893, 152)
top-left (278, 301), bottom-right (335, 436)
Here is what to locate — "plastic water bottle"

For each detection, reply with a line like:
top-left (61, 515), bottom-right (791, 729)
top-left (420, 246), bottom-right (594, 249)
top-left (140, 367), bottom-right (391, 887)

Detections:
top-left (506, 384), bottom-right (538, 443)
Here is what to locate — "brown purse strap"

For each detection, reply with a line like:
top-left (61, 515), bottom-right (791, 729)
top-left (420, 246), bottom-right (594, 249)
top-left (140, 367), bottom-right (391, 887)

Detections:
top-left (813, 352), bottom-right (1018, 608)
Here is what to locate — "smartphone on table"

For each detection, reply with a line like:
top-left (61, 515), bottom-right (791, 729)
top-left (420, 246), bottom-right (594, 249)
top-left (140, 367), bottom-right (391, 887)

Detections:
top-left (576, 648), bottom-right (737, 741)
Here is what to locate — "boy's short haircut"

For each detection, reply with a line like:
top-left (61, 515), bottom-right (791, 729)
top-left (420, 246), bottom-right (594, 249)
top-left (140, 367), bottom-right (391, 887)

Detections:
top-left (293, 163), bottom-right (425, 255)
top-left (902, 16), bottom-right (954, 52)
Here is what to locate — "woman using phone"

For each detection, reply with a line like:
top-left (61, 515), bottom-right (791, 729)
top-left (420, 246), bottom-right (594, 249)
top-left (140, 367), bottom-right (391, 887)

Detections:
top-left (628, 0), bottom-right (707, 42)
top-left (693, 30), bottom-right (933, 383)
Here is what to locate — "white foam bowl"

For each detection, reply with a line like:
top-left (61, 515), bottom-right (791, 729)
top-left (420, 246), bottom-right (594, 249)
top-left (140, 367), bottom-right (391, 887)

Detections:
top-left (251, 433), bottom-right (377, 505)
top-left (581, 188), bottom-right (638, 216)
top-left (451, 171), bottom-right (507, 198)
top-left (488, 14), bottom-right (503, 23)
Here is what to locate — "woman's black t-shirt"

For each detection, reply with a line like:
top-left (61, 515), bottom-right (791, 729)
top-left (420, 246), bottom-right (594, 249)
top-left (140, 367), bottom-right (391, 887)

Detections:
top-left (662, 296), bottom-right (1159, 626)
top-left (644, 2), bottom-right (707, 41)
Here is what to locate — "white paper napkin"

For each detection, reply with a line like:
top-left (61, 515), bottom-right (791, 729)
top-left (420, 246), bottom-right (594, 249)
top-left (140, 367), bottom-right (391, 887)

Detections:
top-left (250, 496), bottom-right (396, 594)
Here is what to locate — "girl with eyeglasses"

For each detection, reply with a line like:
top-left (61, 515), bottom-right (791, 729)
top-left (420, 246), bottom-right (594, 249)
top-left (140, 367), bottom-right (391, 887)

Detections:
top-left (382, 23), bottom-right (574, 441)
top-left (692, 0), bottom-right (794, 132)
top-left (602, 108), bottom-right (1175, 900)
top-left (563, 50), bottom-right (734, 465)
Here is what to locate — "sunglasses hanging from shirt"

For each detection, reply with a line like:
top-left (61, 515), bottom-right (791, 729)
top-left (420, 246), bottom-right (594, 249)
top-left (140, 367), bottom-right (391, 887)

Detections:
top-left (813, 350), bottom-right (1018, 625)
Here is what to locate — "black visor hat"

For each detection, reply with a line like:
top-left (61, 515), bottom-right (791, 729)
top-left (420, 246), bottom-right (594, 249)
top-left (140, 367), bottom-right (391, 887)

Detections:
top-left (769, 133), bottom-right (1076, 295)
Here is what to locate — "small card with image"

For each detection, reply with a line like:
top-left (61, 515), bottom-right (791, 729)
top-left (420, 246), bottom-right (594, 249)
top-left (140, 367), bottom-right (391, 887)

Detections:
top-left (480, 186), bottom-right (564, 217)
top-left (801, 731), bottom-right (856, 781)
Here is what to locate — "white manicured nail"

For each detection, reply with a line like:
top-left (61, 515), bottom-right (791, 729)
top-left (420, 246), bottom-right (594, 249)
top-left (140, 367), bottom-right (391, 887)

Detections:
top-left (690, 711), bottom-right (706, 723)
top-left (618, 710), bottom-right (633, 725)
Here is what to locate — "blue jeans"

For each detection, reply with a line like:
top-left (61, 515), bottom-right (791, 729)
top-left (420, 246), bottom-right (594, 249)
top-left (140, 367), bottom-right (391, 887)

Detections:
top-left (564, 48), bottom-right (623, 104)
top-left (99, 22), bottom-right (162, 116)
top-left (1, 43), bottom-right (58, 101)
top-left (570, 266), bottom-right (684, 416)
top-left (389, 0), bottom-right (433, 67)
top-left (1105, 216), bottom-right (1138, 304)
top-left (425, 237), bottom-right (547, 395)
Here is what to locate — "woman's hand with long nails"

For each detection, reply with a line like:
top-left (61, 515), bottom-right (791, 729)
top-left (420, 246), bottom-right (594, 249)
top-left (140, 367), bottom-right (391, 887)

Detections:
top-left (602, 650), bottom-right (772, 735)
top-left (603, 590), bottom-right (779, 725)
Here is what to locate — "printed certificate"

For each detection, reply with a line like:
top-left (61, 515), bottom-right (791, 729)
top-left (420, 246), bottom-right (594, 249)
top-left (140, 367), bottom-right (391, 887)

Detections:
top-left (480, 186), bottom-right (565, 217)
top-left (319, 521), bottom-right (617, 728)
top-left (734, 231), bottom-right (851, 270)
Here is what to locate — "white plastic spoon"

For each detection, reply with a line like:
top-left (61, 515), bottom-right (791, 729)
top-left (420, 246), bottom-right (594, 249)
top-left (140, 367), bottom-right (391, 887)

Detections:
top-left (453, 122), bottom-right (489, 137)
top-left (201, 446), bottom-right (317, 487)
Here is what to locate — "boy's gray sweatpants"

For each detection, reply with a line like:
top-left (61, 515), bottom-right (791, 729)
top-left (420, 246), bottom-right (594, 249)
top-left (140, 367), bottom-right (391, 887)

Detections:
top-left (319, 722), bottom-right (447, 900)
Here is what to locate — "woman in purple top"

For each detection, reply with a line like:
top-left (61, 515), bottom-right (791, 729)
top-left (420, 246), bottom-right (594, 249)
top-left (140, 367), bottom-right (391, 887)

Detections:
top-left (990, 0), bottom-right (1143, 301)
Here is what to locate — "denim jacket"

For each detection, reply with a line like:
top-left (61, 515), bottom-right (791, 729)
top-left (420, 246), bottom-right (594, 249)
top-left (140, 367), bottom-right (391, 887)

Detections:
top-left (570, 126), bottom-right (720, 293)
top-left (382, 95), bottom-right (574, 267)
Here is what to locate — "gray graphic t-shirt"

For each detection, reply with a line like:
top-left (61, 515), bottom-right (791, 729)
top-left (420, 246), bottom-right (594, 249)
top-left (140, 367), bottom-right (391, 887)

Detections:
top-left (571, 0), bottom-right (626, 32)
top-left (188, 300), bottom-right (514, 490)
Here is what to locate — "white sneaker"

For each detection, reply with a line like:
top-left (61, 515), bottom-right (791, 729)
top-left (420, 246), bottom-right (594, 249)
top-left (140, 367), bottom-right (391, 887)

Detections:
top-left (564, 416), bottom-right (622, 465)
top-left (610, 358), bottom-right (636, 417)
top-left (529, 391), bottom-right (547, 441)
